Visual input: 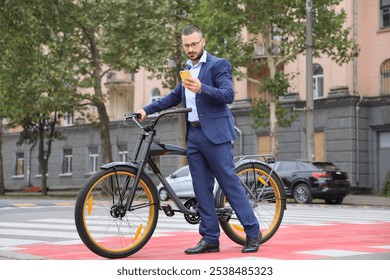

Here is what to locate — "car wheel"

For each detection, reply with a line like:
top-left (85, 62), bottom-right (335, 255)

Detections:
top-left (159, 187), bottom-right (169, 201)
top-left (293, 183), bottom-right (312, 204)
top-left (324, 197), bottom-right (344, 204)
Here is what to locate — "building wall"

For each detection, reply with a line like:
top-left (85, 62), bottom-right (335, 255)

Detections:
top-left (285, 0), bottom-right (390, 98)
top-left (358, 0), bottom-right (390, 96)
top-left (3, 94), bottom-right (390, 194)
top-left (3, 0), bottom-right (390, 194)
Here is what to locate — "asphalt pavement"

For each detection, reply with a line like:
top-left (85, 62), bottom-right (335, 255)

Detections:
top-left (0, 192), bottom-right (390, 208)
top-left (342, 194), bottom-right (390, 208)
top-left (0, 192), bottom-right (389, 261)
top-left (0, 191), bottom-right (390, 207)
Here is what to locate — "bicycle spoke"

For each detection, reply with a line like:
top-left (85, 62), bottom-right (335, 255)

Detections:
top-left (219, 162), bottom-right (285, 245)
top-left (75, 167), bottom-right (158, 258)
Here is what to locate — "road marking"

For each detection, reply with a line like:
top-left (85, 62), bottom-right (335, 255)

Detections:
top-left (0, 228), bottom-right (79, 239)
top-left (296, 249), bottom-right (371, 257)
top-left (12, 203), bottom-right (36, 207)
top-left (369, 245), bottom-right (390, 249)
top-left (0, 238), bottom-right (44, 247)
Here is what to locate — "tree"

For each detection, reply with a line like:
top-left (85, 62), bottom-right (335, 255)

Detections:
top-left (0, 0), bottom-right (144, 190)
top-left (0, 1), bottom-right (81, 195)
top-left (110, 0), bottom-right (252, 160)
top-left (243, 0), bottom-right (357, 156)
top-left (382, 170), bottom-right (390, 197)
top-left (0, 122), bottom-right (4, 195)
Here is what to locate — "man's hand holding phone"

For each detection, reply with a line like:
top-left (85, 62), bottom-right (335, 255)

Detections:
top-left (180, 70), bottom-right (201, 94)
top-left (180, 70), bottom-right (191, 81)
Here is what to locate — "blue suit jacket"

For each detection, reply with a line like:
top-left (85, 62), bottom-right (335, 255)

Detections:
top-left (143, 52), bottom-right (237, 144)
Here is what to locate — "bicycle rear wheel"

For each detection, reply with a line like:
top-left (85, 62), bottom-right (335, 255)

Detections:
top-left (74, 166), bottom-right (159, 259)
top-left (219, 162), bottom-right (285, 245)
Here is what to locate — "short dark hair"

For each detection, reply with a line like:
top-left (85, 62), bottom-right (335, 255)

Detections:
top-left (182, 25), bottom-right (203, 37)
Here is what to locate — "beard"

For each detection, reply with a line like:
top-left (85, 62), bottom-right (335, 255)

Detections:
top-left (187, 47), bottom-right (204, 63)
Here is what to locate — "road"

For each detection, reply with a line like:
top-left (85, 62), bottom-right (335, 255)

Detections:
top-left (0, 197), bottom-right (389, 261)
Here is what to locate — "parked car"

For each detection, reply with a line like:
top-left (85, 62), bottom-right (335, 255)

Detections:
top-left (156, 165), bottom-right (217, 201)
top-left (157, 165), bottom-right (193, 201)
top-left (272, 160), bottom-right (350, 204)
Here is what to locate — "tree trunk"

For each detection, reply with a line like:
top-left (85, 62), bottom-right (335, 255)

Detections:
top-left (38, 122), bottom-right (48, 195)
top-left (88, 27), bottom-right (113, 164)
top-left (96, 100), bottom-right (113, 164)
top-left (0, 123), bottom-right (5, 195)
top-left (92, 61), bottom-right (112, 164)
top-left (264, 26), bottom-right (279, 157)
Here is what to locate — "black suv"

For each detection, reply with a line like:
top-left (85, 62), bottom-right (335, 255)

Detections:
top-left (272, 160), bottom-right (350, 204)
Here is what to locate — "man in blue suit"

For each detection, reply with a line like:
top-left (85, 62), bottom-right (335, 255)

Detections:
top-left (137, 25), bottom-right (261, 254)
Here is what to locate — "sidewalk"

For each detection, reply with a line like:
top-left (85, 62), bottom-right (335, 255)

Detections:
top-left (2, 191), bottom-right (390, 208)
top-left (343, 194), bottom-right (390, 207)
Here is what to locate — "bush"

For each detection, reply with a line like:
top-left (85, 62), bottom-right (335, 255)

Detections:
top-left (381, 170), bottom-right (390, 196)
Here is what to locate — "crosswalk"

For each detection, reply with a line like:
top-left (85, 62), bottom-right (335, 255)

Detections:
top-left (282, 204), bottom-right (390, 225)
top-left (0, 208), bottom-right (197, 249)
top-left (0, 204), bottom-right (389, 259)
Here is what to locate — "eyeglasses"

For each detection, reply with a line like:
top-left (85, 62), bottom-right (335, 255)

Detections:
top-left (182, 38), bottom-right (203, 50)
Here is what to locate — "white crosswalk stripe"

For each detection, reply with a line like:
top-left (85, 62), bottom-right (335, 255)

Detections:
top-left (282, 205), bottom-right (390, 225)
top-left (0, 211), bottom-right (196, 249)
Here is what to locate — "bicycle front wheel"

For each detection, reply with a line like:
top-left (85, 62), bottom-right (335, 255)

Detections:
top-left (74, 166), bottom-right (159, 259)
top-left (219, 162), bottom-right (285, 245)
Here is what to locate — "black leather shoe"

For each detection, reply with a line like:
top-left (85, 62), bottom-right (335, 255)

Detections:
top-left (242, 232), bottom-right (262, 253)
top-left (185, 239), bottom-right (220, 254)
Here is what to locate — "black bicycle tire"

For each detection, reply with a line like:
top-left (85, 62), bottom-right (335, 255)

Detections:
top-left (74, 166), bottom-right (159, 258)
top-left (219, 162), bottom-right (285, 245)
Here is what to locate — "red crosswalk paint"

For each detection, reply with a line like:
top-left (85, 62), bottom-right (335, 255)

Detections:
top-left (16, 222), bottom-right (390, 260)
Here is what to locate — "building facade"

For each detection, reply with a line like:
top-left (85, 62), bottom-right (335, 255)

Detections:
top-left (2, 0), bottom-right (390, 193)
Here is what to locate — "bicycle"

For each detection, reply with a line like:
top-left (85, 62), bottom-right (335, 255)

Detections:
top-left (74, 108), bottom-right (286, 259)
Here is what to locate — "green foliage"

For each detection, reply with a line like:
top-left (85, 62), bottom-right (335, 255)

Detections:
top-left (0, 0), bottom-right (81, 144)
top-left (251, 72), bottom-right (297, 128)
top-left (381, 170), bottom-right (390, 197)
top-left (251, 99), bottom-right (298, 129)
top-left (245, 0), bottom-right (356, 133)
top-left (260, 72), bottom-right (290, 98)
top-left (196, 0), bottom-right (252, 74)
top-left (243, 0), bottom-right (357, 64)
top-left (105, 0), bottom-right (255, 88)
top-left (0, 0), bottom-right (358, 146)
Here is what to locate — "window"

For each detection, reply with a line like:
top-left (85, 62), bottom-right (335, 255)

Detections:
top-left (313, 63), bottom-right (324, 99)
top-left (314, 131), bottom-right (325, 161)
top-left (173, 165), bottom-right (190, 178)
top-left (15, 152), bottom-right (24, 176)
top-left (258, 135), bottom-right (271, 154)
top-left (151, 88), bottom-right (161, 102)
top-left (62, 149), bottom-right (73, 174)
top-left (64, 111), bottom-right (74, 126)
top-left (380, 131), bottom-right (390, 148)
top-left (88, 147), bottom-right (99, 173)
top-left (118, 150), bottom-right (128, 162)
top-left (380, 59), bottom-right (390, 95)
top-left (277, 161), bottom-right (299, 172)
top-left (381, 0), bottom-right (390, 28)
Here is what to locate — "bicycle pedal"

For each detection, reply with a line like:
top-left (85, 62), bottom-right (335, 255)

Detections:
top-left (216, 208), bottom-right (233, 222)
top-left (161, 204), bottom-right (175, 217)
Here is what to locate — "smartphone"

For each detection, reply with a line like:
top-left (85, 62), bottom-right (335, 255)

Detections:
top-left (180, 70), bottom-right (191, 81)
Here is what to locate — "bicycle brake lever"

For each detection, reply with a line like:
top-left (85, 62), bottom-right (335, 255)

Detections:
top-left (127, 113), bottom-right (143, 129)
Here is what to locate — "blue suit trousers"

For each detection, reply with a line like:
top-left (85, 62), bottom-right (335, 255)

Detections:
top-left (186, 126), bottom-right (260, 245)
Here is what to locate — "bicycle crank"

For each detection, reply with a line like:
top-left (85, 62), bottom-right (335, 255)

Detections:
top-left (183, 198), bottom-right (200, 224)
top-left (216, 207), bottom-right (233, 222)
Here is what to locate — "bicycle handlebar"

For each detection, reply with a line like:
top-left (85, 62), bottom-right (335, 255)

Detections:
top-left (125, 107), bottom-right (192, 131)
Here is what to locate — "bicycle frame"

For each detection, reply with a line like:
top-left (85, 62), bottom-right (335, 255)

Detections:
top-left (101, 108), bottom-right (284, 219)
top-left (102, 108), bottom-right (198, 216)
top-left (75, 108), bottom-right (286, 258)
